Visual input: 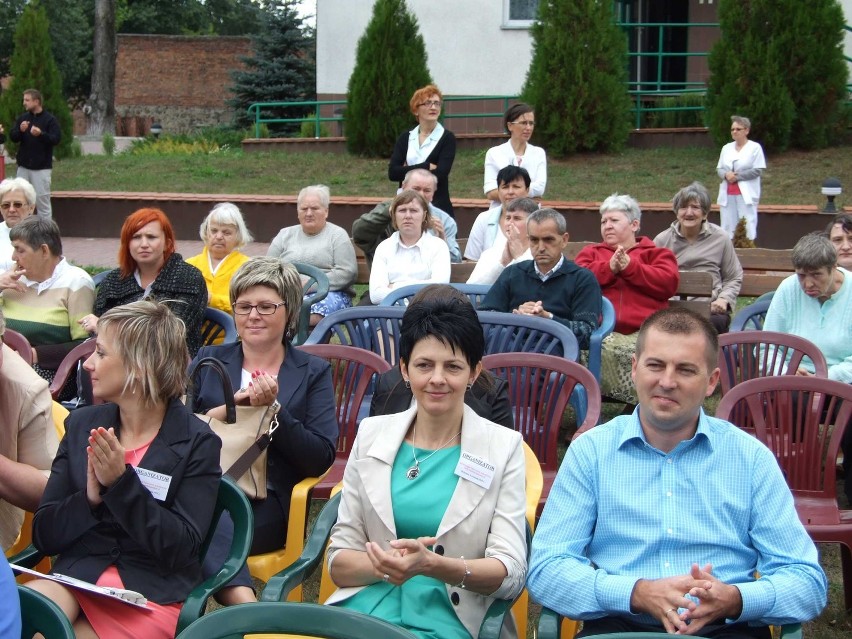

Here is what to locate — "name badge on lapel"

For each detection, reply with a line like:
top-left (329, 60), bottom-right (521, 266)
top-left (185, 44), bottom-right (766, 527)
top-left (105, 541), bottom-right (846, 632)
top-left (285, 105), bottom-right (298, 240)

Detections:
top-left (454, 451), bottom-right (495, 490)
top-left (133, 467), bottom-right (172, 501)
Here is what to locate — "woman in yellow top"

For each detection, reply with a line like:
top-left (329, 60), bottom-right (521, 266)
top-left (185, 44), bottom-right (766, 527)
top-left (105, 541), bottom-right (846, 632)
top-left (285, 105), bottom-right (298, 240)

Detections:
top-left (186, 203), bottom-right (253, 313)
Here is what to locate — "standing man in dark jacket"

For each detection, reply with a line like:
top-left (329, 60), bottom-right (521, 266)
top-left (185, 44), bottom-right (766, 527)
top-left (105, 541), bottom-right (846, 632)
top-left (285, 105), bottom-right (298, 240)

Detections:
top-left (9, 89), bottom-right (61, 219)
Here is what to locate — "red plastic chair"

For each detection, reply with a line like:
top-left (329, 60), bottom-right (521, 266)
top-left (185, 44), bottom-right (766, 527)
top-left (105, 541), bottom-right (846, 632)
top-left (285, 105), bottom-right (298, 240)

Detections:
top-left (716, 375), bottom-right (852, 612)
top-left (2, 329), bottom-right (33, 366)
top-left (49, 339), bottom-right (103, 406)
top-left (297, 343), bottom-right (392, 499)
top-left (482, 352), bottom-right (601, 517)
top-left (718, 331), bottom-right (828, 396)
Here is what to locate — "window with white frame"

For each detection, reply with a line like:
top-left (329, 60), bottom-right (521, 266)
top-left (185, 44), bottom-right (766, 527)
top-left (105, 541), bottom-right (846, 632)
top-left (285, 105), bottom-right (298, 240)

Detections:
top-left (503, 0), bottom-right (539, 29)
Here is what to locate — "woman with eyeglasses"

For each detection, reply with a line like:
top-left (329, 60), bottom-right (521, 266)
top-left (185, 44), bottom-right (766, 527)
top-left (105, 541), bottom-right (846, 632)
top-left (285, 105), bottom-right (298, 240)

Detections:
top-left (189, 257), bottom-right (338, 605)
top-left (389, 84), bottom-right (457, 217)
top-left (483, 103), bottom-right (547, 209)
top-left (0, 177), bottom-right (37, 271)
top-left (716, 115), bottom-right (766, 241)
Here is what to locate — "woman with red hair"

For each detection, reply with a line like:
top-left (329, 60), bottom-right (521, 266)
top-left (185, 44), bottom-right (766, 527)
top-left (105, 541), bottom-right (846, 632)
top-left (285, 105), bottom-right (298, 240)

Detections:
top-left (388, 84), bottom-right (457, 217)
top-left (78, 208), bottom-right (207, 355)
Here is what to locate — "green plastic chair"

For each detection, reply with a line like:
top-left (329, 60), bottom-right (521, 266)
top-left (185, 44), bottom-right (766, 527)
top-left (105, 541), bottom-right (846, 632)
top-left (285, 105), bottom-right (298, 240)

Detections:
top-left (9, 477), bottom-right (253, 637)
top-left (536, 607), bottom-right (802, 639)
top-left (19, 584), bottom-right (75, 639)
top-left (175, 601), bottom-right (418, 639)
top-left (292, 261), bottom-right (330, 345)
top-left (261, 492), bottom-right (529, 639)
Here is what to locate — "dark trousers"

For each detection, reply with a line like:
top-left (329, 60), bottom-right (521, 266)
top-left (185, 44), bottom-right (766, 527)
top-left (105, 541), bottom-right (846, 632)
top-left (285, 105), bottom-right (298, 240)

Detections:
top-left (578, 617), bottom-right (771, 639)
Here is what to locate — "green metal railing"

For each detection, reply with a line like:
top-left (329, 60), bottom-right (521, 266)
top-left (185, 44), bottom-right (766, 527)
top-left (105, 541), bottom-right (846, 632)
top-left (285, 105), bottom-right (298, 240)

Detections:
top-left (248, 21), bottom-right (852, 137)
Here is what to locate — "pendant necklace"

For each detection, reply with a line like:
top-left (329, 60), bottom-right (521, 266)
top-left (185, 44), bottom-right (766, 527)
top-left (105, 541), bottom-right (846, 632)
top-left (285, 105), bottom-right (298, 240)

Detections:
top-left (406, 423), bottom-right (461, 480)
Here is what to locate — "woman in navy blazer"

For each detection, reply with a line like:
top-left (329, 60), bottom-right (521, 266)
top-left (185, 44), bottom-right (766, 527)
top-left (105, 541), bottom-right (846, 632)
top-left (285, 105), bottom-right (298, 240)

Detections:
top-left (30, 300), bottom-right (222, 639)
top-left (189, 257), bottom-right (338, 604)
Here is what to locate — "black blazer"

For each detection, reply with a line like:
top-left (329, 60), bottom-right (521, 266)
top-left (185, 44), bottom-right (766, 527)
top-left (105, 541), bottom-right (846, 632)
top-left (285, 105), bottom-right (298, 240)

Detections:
top-left (370, 367), bottom-right (514, 429)
top-left (388, 128), bottom-right (457, 216)
top-left (33, 399), bottom-right (222, 605)
top-left (189, 342), bottom-right (338, 510)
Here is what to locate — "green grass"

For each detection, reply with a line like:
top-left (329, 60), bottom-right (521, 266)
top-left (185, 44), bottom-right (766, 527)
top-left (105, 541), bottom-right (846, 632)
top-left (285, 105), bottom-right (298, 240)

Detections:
top-left (52, 145), bottom-right (852, 208)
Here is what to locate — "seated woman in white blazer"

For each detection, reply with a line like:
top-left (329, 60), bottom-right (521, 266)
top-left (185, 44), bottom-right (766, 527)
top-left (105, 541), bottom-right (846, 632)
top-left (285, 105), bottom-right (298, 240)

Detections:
top-left (326, 290), bottom-right (527, 639)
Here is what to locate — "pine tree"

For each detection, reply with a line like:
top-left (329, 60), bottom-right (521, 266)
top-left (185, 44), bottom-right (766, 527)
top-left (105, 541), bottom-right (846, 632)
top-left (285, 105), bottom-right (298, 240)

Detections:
top-left (345, 0), bottom-right (432, 156)
top-left (0, 2), bottom-right (74, 159)
top-left (228, 0), bottom-right (316, 136)
top-left (707, 0), bottom-right (848, 152)
top-left (520, 0), bottom-right (631, 156)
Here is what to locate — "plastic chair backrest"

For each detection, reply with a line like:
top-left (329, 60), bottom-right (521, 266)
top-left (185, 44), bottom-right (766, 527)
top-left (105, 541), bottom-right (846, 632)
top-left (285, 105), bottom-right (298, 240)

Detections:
top-left (19, 584), bottom-right (75, 639)
top-left (175, 476), bottom-right (254, 634)
top-left (730, 299), bottom-right (772, 332)
top-left (716, 375), bottom-right (852, 497)
top-left (304, 306), bottom-right (406, 366)
top-left (175, 601), bottom-right (418, 639)
top-left (292, 261), bottom-right (331, 345)
top-left (91, 270), bottom-right (110, 287)
top-left (482, 353), bottom-right (600, 472)
top-left (2, 330), bottom-right (33, 366)
top-left (49, 339), bottom-right (99, 406)
top-left (297, 344), bottom-right (392, 457)
top-left (477, 311), bottom-right (579, 361)
top-left (200, 307), bottom-right (237, 346)
top-left (587, 297), bottom-right (616, 383)
top-left (717, 331), bottom-right (828, 396)
top-left (381, 283), bottom-right (493, 309)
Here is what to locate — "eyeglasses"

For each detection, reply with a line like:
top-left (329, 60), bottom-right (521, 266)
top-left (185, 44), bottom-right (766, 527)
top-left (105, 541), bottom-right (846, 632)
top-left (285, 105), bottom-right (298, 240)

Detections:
top-left (233, 302), bottom-right (287, 315)
top-left (731, 127), bottom-right (745, 132)
top-left (0, 201), bottom-right (27, 211)
top-left (511, 120), bottom-right (536, 128)
top-left (418, 100), bottom-right (442, 108)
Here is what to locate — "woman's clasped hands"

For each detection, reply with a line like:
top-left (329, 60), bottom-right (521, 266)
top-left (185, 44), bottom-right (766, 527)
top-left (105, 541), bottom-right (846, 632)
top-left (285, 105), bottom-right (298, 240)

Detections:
top-left (234, 370), bottom-right (279, 406)
top-left (365, 536), bottom-right (439, 586)
top-left (86, 427), bottom-right (126, 506)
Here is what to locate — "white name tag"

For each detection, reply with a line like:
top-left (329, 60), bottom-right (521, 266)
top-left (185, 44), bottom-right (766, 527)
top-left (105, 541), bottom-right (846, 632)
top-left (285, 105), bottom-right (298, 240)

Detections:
top-left (454, 451), bottom-right (495, 490)
top-left (133, 467), bottom-right (172, 501)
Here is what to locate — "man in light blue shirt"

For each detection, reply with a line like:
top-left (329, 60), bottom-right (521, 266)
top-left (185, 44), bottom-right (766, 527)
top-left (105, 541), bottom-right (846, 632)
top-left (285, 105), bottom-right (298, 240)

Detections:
top-left (528, 308), bottom-right (827, 638)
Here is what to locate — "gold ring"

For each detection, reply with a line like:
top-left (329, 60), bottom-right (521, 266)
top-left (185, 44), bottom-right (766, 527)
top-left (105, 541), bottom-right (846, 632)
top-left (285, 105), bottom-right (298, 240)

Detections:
top-left (667, 607), bottom-right (678, 614)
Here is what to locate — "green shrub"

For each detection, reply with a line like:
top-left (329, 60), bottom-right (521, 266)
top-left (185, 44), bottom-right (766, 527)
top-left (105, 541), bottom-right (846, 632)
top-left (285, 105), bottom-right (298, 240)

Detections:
top-left (521, 0), bottom-right (631, 156)
top-left (346, 0), bottom-right (432, 156)
top-left (641, 94), bottom-right (706, 129)
top-left (299, 113), bottom-right (331, 138)
top-left (102, 133), bottom-right (115, 156)
top-left (68, 138), bottom-right (82, 158)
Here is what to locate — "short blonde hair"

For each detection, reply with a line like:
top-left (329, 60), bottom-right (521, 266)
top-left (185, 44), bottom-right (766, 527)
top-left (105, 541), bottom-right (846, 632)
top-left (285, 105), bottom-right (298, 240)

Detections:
top-left (199, 202), bottom-right (253, 248)
top-left (97, 300), bottom-right (189, 406)
top-left (230, 257), bottom-right (303, 341)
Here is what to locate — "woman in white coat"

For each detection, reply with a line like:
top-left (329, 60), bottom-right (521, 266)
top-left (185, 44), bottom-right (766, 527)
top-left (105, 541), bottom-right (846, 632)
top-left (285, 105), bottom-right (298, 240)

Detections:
top-left (483, 103), bottom-right (546, 209)
top-left (326, 292), bottom-right (527, 639)
top-left (716, 115), bottom-right (766, 241)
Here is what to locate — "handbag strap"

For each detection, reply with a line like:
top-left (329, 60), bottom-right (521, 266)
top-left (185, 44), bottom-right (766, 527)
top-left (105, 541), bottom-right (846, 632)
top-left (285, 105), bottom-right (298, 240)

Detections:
top-left (186, 357), bottom-right (237, 423)
top-left (225, 400), bottom-right (280, 482)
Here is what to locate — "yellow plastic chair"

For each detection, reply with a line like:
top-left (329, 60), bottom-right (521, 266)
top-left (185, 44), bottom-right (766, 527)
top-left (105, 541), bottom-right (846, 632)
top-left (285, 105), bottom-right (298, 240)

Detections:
top-left (246, 471), bottom-right (328, 601)
top-left (7, 402), bottom-right (68, 581)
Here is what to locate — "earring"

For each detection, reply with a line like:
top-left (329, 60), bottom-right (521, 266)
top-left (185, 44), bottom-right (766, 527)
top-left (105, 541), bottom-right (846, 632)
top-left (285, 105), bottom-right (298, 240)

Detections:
top-left (466, 382), bottom-right (473, 391)
top-left (404, 380), bottom-right (411, 389)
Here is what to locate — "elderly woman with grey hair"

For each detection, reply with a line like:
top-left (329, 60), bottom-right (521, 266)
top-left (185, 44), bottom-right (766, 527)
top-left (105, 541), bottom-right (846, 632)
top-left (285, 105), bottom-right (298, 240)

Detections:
top-left (654, 181), bottom-right (743, 334)
top-left (716, 114), bottom-right (766, 240)
top-left (267, 184), bottom-right (357, 327)
top-left (575, 193), bottom-right (679, 405)
top-left (186, 202), bottom-right (253, 315)
top-left (763, 232), bottom-right (852, 504)
top-left (826, 213), bottom-right (852, 271)
top-left (0, 177), bottom-right (37, 271)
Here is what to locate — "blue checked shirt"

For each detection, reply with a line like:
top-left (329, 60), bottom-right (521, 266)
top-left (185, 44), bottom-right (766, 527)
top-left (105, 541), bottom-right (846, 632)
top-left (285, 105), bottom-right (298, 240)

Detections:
top-left (527, 409), bottom-right (827, 627)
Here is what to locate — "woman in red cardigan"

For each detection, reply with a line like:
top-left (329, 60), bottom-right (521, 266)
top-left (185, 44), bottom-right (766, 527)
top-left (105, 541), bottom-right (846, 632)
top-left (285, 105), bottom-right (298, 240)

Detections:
top-left (576, 194), bottom-right (679, 406)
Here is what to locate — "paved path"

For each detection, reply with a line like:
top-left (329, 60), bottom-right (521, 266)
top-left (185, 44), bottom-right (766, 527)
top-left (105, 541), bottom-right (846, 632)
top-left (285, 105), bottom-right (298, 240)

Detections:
top-left (63, 237), bottom-right (272, 269)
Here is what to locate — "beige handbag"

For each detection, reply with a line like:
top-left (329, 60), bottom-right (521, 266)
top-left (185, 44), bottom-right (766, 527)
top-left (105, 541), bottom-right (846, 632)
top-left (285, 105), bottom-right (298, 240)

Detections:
top-left (186, 357), bottom-right (279, 500)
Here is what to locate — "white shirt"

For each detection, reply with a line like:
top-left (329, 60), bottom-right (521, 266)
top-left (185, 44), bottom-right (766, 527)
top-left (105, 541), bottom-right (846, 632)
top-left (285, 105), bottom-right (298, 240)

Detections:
top-left (369, 232), bottom-right (451, 304)
top-left (406, 123), bottom-right (446, 166)
top-left (467, 233), bottom-right (532, 285)
top-left (483, 140), bottom-right (547, 207)
top-left (464, 208), bottom-right (503, 261)
top-left (0, 222), bottom-right (13, 272)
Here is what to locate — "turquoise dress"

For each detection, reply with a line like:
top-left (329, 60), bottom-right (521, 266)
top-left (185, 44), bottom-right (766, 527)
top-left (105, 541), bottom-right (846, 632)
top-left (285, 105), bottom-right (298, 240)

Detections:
top-left (336, 442), bottom-right (471, 639)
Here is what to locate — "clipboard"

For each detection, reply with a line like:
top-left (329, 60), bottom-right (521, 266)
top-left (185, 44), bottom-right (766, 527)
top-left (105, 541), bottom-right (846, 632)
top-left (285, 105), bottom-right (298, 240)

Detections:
top-left (10, 564), bottom-right (149, 608)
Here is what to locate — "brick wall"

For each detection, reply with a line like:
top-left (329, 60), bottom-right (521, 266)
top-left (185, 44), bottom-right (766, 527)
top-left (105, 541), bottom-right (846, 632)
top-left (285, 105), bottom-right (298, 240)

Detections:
top-left (115, 34), bottom-right (251, 134)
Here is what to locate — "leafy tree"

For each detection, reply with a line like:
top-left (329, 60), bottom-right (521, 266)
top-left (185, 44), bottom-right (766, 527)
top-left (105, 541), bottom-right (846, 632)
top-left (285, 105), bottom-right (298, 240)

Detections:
top-left (521, 0), bottom-right (631, 156)
top-left (0, 2), bottom-right (74, 159)
top-left (228, 0), bottom-right (316, 135)
top-left (0, 0), bottom-right (27, 80)
top-left (42, 0), bottom-right (94, 103)
top-left (707, 0), bottom-right (848, 152)
top-left (118, 0), bottom-right (262, 35)
top-left (345, 0), bottom-right (432, 156)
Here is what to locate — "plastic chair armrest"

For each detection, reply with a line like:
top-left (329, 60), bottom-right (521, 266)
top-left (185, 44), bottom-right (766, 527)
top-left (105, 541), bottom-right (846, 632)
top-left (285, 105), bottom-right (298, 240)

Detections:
top-left (478, 597), bottom-right (511, 639)
top-left (780, 624), bottom-right (802, 639)
top-left (537, 607), bottom-right (562, 639)
top-left (8, 544), bottom-right (43, 568)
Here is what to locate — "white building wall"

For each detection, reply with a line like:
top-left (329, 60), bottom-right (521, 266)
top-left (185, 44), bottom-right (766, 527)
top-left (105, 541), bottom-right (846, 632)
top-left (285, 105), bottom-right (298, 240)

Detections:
top-left (317, 0), bottom-right (533, 95)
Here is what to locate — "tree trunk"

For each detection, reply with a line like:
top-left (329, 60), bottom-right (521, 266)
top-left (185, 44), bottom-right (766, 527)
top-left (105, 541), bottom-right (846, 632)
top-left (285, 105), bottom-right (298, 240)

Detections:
top-left (87, 0), bottom-right (116, 136)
